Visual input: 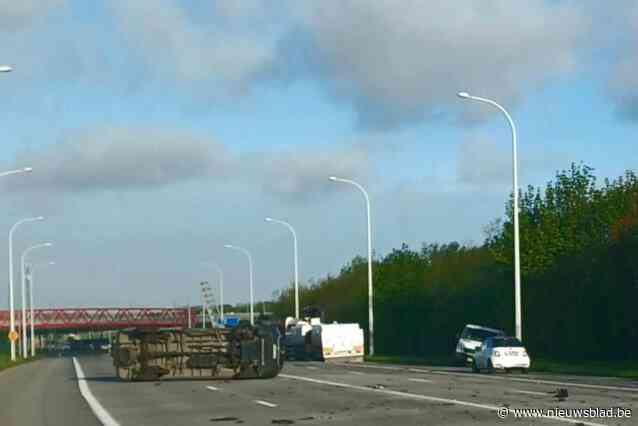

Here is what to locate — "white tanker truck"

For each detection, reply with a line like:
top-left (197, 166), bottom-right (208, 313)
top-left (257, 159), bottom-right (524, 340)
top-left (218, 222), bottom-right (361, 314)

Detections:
top-left (283, 309), bottom-right (364, 362)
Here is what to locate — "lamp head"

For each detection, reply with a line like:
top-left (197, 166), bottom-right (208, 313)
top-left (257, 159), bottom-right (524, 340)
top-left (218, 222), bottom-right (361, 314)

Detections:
top-left (457, 91), bottom-right (471, 99)
top-left (22, 167), bottom-right (33, 173)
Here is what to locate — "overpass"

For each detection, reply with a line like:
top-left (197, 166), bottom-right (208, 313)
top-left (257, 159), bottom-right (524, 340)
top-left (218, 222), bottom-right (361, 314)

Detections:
top-left (0, 308), bottom-right (197, 332)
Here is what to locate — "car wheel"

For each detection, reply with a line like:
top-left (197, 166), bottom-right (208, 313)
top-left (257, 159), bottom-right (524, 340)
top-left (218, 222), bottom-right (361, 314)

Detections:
top-left (505, 368), bottom-right (511, 374)
top-left (521, 368), bottom-right (528, 374)
top-left (487, 360), bottom-right (494, 374)
top-left (472, 360), bottom-right (479, 373)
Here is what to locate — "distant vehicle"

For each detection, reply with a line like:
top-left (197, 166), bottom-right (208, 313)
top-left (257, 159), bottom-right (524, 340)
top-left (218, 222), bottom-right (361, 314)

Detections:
top-left (472, 336), bottom-right (530, 373)
top-left (454, 324), bottom-right (505, 365)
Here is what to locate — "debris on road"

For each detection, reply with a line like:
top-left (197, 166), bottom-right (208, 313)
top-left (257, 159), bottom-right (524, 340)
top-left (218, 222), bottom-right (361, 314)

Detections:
top-left (210, 417), bottom-right (239, 422)
top-left (553, 388), bottom-right (569, 400)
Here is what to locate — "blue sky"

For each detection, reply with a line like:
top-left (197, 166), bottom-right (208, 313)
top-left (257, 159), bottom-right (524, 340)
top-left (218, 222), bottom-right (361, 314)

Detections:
top-left (0, 0), bottom-right (637, 311)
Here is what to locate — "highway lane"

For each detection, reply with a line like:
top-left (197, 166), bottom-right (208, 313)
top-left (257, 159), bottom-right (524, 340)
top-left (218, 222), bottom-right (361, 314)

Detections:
top-left (1, 355), bottom-right (636, 425)
top-left (0, 356), bottom-right (100, 426)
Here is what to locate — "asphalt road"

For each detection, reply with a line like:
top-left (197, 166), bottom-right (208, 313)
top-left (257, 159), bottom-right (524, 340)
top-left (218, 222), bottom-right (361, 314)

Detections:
top-left (1, 354), bottom-right (637, 426)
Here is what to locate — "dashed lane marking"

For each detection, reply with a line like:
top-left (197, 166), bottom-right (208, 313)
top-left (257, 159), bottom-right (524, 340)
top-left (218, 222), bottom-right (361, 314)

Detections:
top-left (255, 400), bottom-right (278, 408)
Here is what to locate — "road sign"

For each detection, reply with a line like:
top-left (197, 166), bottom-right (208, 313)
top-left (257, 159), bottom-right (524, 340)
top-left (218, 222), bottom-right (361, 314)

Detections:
top-left (8, 330), bottom-right (18, 342)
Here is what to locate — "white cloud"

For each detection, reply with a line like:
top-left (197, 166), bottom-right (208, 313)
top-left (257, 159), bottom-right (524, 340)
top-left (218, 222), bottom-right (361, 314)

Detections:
top-left (282, 0), bottom-right (586, 128)
top-left (109, 0), bottom-right (280, 95)
top-left (456, 135), bottom-right (571, 186)
top-left (0, 0), bottom-right (64, 32)
top-left (6, 127), bottom-right (227, 192)
top-left (241, 145), bottom-right (371, 202)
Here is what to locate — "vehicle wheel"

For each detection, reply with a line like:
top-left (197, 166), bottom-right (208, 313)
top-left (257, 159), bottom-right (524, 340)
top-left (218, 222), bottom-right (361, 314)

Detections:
top-left (472, 360), bottom-right (479, 373)
top-left (521, 368), bottom-right (528, 374)
top-left (505, 368), bottom-right (511, 374)
top-left (487, 360), bottom-right (494, 374)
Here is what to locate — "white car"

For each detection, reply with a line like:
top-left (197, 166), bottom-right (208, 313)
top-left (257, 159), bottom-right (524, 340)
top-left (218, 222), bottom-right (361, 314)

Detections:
top-left (472, 336), bottom-right (530, 373)
top-left (454, 324), bottom-right (505, 365)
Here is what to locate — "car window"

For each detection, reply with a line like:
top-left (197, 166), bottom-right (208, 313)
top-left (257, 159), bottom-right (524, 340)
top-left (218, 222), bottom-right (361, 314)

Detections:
top-left (492, 338), bottom-right (524, 347)
top-left (462, 328), bottom-right (501, 341)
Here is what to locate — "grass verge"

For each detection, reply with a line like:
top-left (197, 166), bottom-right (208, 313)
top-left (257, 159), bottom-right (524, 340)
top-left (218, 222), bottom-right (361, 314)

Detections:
top-left (365, 355), bottom-right (638, 380)
top-left (531, 358), bottom-right (638, 380)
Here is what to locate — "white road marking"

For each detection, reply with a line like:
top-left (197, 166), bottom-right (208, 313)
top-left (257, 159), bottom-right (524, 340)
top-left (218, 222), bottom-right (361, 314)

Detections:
top-left (280, 374), bottom-right (607, 426)
top-left (510, 389), bottom-right (548, 396)
top-left (350, 371), bottom-right (365, 375)
top-left (423, 369), bottom-right (638, 393)
top-left (408, 378), bottom-right (434, 384)
top-left (255, 400), bottom-right (278, 408)
top-left (306, 366), bottom-right (318, 370)
top-left (206, 386), bottom-right (219, 391)
top-left (349, 363), bottom-right (638, 393)
top-left (72, 357), bottom-right (120, 426)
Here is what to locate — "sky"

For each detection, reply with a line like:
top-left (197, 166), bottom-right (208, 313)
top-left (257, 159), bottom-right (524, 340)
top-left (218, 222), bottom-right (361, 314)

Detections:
top-left (0, 0), bottom-right (637, 311)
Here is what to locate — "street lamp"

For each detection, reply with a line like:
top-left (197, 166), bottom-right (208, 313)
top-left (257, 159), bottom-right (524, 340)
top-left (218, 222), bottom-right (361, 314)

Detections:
top-left (21, 242), bottom-right (52, 358)
top-left (211, 264), bottom-right (224, 323)
top-left (8, 216), bottom-right (44, 361)
top-left (328, 176), bottom-right (375, 356)
top-left (0, 65), bottom-right (13, 73)
top-left (27, 261), bottom-right (54, 357)
top-left (265, 217), bottom-right (299, 319)
top-left (224, 245), bottom-right (254, 325)
top-left (0, 167), bottom-right (32, 178)
top-left (457, 91), bottom-right (522, 341)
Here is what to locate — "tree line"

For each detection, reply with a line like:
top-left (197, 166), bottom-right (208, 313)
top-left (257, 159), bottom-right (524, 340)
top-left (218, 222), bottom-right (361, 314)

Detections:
top-left (269, 164), bottom-right (638, 361)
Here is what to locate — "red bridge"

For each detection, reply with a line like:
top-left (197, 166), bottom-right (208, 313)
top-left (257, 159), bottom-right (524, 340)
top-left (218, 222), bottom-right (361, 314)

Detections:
top-left (0, 308), bottom-right (197, 332)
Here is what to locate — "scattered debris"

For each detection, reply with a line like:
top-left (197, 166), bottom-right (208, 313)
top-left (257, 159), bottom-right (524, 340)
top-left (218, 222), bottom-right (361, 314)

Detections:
top-left (210, 417), bottom-right (239, 422)
top-left (298, 417), bottom-right (315, 421)
top-left (271, 420), bottom-right (295, 424)
top-left (553, 388), bottom-right (569, 400)
top-left (367, 384), bottom-right (385, 390)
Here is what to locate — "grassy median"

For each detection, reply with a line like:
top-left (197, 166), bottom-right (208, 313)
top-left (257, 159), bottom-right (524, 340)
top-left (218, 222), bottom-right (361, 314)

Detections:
top-left (0, 340), bottom-right (38, 372)
top-left (365, 355), bottom-right (638, 380)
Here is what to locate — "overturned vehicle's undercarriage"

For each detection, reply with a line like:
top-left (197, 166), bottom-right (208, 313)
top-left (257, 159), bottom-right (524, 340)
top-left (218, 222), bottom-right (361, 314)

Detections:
top-left (111, 323), bottom-right (283, 381)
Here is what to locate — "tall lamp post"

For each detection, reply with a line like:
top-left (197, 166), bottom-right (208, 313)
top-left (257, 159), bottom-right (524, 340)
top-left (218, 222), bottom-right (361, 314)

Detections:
top-left (224, 245), bottom-right (254, 325)
top-left (211, 263), bottom-right (224, 323)
top-left (21, 242), bottom-right (52, 358)
top-left (265, 217), bottom-right (299, 320)
top-left (328, 176), bottom-right (375, 356)
top-left (458, 91), bottom-right (522, 341)
top-left (27, 261), bottom-right (55, 357)
top-left (8, 215), bottom-right (43, 361)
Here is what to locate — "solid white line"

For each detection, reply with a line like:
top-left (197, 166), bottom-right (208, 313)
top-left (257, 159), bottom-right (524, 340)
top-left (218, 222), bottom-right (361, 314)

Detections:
top-left (206, 386), bottom-right (219, 391)
top-left (423, 369), bottom-right (638, 393)
top-left (306, 366), bottom-right (318, 370)
top-left (279, 374), bottom-right (607, 426)
top-left (254, 400), bottom-right (278, 408)
top-left (408, 378), bottom-right (434, 384)
top-left (351, 364), bottom-right (638, 393)
top-left (350, 371), bottom-right (365, 375)
top-left (72, 357), bottom-right (120, 426)
top-left (510, 389), bottom-right (548, 396)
